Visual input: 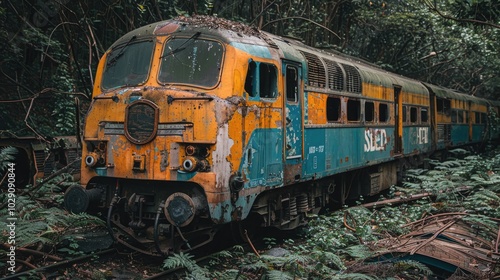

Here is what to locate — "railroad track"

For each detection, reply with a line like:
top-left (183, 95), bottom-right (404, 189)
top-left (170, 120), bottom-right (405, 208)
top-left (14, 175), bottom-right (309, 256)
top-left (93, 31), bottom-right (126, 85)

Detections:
top-left (3, 228), bottom-right (256, 279)
top-left (3, 248), bottom-right (116, 280)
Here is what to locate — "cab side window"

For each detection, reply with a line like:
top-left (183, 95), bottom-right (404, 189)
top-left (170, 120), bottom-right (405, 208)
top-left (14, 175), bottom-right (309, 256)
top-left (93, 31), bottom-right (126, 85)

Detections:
top-left (245, 60), bottom-right (278, 101)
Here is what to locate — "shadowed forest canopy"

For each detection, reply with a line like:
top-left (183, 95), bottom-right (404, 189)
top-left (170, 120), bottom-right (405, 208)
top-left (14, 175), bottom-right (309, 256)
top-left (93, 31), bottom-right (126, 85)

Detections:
top-left (0, 0), bottom-right (499, 137)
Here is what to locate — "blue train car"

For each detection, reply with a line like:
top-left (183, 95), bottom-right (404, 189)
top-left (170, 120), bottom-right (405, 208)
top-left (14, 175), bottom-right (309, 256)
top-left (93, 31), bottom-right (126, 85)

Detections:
top-left (425, 84), bottom-right (489, 150)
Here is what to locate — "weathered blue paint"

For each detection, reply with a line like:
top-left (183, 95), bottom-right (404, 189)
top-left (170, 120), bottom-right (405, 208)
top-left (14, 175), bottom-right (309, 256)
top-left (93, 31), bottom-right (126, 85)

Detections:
top-left (208, 193), bottom-right (259, 223)
top-left (230, 42), bottom-right (272, 59)
top-left (471, 125), bottom-right (486, 142)
top-left (303, 126), bottom-right (395, 178)
top-left (176, 170), bottom-right (197, 181)
top-left (451, 124), bottom-right (469, 146)
top-left (284, 62), bottom-right (303, 164)
top-left (240, 128), bottom-right (283, 188)
top-left (402, 126), bottom-right (432, 154)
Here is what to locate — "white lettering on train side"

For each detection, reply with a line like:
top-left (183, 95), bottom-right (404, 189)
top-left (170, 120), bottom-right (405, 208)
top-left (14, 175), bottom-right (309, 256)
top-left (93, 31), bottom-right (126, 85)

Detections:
top-left (364, 129), bottom-right (388, 152)
top-left (417, 127), bottom-right (429, 144)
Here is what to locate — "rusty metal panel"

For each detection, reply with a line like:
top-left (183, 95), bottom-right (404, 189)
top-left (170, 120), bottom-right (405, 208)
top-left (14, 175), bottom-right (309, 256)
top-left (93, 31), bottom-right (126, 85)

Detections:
top-left (373, 213), bottom-right (500, 277)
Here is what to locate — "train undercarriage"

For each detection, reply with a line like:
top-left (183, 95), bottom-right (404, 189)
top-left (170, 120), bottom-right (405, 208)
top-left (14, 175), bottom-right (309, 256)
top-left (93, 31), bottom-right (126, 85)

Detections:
top-left (66, 160), bottom-right (400, 256)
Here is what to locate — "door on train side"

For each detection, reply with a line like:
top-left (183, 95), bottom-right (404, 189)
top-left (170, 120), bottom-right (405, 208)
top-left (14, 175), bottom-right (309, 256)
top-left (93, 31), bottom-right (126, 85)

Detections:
top-left (394, 85), bottom-right (403, 155)
top-left (283, 61), bottom-right (303, 184)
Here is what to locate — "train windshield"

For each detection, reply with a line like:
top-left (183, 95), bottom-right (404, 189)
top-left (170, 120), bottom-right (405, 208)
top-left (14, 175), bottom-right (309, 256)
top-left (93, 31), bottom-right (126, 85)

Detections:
top-left (101, 39), bottom-right (154, 89)
top-left (159, 38), bottom-right (223, 88)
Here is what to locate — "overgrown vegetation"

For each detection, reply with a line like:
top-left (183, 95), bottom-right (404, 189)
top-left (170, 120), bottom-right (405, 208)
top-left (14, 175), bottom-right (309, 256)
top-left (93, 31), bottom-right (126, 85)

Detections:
top-left (162, 147), bottom-right (500, 279)
top-left (0, 167), bottom-right (106, 275)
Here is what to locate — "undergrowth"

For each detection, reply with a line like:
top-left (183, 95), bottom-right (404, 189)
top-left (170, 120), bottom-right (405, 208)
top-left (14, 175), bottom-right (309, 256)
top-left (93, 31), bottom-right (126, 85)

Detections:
top-left (163, 147), bottom-right (500, 279)
top-left (0, 147), bottom-right (105, 274)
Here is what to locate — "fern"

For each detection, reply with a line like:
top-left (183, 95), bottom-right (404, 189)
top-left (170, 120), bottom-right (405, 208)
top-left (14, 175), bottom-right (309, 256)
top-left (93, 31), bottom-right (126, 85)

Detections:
top-left (261, 253), bottom-right (312, 269)
top-left (334, 273), bottom-right (378, 280)
top-left (341, 244), bottom-right (373, 260)
top-left (394, 260), bottom-right (433, 276)
top-left (210, 269), bottom-right (242, 280)
top-left (239, 258), bottom-right (268, 272)
top-left (0, 146), bottom-right (17, 176)
top-left (163, 252), bottom-right (210, 280)
top-left (266, 270), bottom-right (294, 280)
top-left (15, 220), bottom-right (52, 247)
top-left (310, 250), bottom-right (345, 270)
top-left (462, 214), bottom-right (498, 230)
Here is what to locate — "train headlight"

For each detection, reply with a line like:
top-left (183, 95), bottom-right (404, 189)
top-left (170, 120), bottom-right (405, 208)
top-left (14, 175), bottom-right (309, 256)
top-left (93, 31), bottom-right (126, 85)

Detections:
top-left (85, 152), bottom-right (99, 167)
top-left (164, 192), bottom-right (203, 227)
top-left (182, 156), bottom-right (209, 172)
top-left (182, 156), bottom-right (197, 172)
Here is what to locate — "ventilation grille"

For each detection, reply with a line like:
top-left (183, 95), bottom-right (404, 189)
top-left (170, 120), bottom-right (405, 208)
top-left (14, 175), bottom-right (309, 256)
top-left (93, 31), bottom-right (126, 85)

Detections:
top-left (300, 51), bottom-right (363, 93)
top-left (34, 150), bottom-right (46, 173)
top-left (324, 59), bottom-right (343, 91)
top-left (341, 63), bottom-right (362, 93)
top-left (437, 124), bottom-right (451, 142)
top-left (300, 51), bottom-right (326, 88)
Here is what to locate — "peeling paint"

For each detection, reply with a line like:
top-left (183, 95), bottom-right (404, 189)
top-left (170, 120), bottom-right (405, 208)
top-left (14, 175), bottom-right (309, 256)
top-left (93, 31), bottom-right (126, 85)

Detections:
top-left (213, 123), bottom-right (234, 190)
top-left (160, 150), bottom-right (168, 171)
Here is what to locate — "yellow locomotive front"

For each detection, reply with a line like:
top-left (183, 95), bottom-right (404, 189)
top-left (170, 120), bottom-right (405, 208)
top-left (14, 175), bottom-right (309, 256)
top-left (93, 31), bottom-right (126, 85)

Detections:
top-left (64, 18), bottom-right (273, 255)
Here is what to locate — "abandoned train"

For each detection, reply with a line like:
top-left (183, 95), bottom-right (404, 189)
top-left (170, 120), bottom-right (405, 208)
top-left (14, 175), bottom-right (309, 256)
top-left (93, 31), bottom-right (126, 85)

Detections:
top-left (64, 16), bottom-right (499, 255)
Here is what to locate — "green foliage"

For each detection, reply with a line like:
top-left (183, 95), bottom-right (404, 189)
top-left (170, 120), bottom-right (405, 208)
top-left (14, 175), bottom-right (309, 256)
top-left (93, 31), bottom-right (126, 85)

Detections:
top-left (393, 260), bottom-right (433, 276)
top-left (310, 250), bottom-right (345, 270)
top-left (0, 146), bottom-right (17, 176)
top-left (0, 173), bottom-right (105, 256)
top-left (449, 0), bottom-right (500, 23)
top-left (202, 148), bottom-right (500, 279)
top-left (163, 252), bottom-right (210, 280)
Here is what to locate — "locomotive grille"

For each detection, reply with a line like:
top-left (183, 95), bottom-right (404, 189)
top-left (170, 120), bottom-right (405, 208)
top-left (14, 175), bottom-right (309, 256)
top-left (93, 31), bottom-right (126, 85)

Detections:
top-left (124, 100), bottom-right (159, 145)
top-left (300, 51), bottom-right (326, 88)
top-left (325, 59), bottom-right (344, 91)
top-left (437, 124), bottom-right (451, 142)
top-left (341, 63), bottom-right (362, 93)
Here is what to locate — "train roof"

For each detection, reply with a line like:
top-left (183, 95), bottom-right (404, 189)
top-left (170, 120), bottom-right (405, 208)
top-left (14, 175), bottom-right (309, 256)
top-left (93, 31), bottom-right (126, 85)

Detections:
top-left (259, 23), bottom-right (429, 96)
top-left (109, 16), bottom-right (491, 102)
top-left (424, 83), bottom-right (489, 105)
top-left (109, 16), bottom-right (275, 50)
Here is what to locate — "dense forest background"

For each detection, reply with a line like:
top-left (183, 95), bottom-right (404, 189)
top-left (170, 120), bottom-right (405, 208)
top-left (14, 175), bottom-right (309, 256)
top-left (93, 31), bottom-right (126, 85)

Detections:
top-left (0, 0), bottom-right (499, 138)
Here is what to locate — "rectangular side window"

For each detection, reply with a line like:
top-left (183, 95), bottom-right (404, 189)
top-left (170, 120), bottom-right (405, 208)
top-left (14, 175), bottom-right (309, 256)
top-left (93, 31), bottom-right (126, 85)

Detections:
top-left (402, 106), bottom-right (407, 123)
top-left (326, 96), bottom-right (341, 122)
top-left (365, 101), bottom-right (374, 122)
top-left (437, 98), bottom-right (451, 115)
top-left (259, 63), bottom-right (277, 99)
top-left (481, 113), bottom-right (487, 124)
top-left (245, 61), bottom-right (277, 100)
top-left (451, 110), bottom-right (458, 123)
top-left (410, 107), bottom-right (418, 123)
top-left (286, 66), bottom-right (298, 103)
top-left (421, 108), bottom-right (428, 123)
top-left (457, 110), bottom-right (464, 123)
top-left (379, 103), bottom-right (389, 122)
top-left (475, 112), bottom-right (481, 124)
top-left (347, 99), bottom-right (360, 121)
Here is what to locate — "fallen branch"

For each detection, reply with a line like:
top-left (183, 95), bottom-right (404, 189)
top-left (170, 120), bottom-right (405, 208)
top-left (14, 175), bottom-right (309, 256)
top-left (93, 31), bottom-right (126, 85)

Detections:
top-left (359, 192), bottom-right (433, 209)
top-left (409, 218), bottom-right (460, 255)
top-left (1, 244), bottom-right (63, 261)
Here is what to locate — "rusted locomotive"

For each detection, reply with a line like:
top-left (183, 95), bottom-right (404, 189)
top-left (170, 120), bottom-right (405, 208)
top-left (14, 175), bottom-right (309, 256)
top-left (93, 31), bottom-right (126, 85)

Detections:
top-left (64, 16), bottom-right (497, 255)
